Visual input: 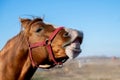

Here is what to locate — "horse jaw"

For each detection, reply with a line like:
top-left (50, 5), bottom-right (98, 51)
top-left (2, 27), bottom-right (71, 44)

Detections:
top-left (64, 28), bottom-right (83, 59)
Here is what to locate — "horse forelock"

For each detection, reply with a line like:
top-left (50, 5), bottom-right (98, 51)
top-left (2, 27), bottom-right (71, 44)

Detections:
top-left (29, 18), bottom-right (43, 26)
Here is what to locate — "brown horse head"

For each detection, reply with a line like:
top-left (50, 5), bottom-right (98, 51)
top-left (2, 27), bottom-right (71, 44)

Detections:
top-left (0, 18), bottom-right (83, 80)
top-left (20, 18), bottom-right (83, 68)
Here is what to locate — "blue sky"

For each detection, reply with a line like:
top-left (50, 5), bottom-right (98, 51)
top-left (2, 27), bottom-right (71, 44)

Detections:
top-left (0, 0), bottom-right (120, 57)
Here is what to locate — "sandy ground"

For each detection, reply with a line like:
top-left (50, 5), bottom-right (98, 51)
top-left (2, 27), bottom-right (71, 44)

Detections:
top-left (32, 57), bottom-right (120, 80)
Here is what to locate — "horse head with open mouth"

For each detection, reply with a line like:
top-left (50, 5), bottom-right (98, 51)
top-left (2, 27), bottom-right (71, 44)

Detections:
top-left (0, 18), bottom-right (83, 80)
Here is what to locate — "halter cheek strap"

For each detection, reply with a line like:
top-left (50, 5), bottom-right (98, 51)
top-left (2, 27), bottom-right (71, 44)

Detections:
top-left (28, 27), bottom-right (64, 68)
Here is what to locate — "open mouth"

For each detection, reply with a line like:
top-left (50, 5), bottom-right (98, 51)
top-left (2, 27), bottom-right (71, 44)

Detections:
top-left (71, 39), bottom-right (81, 53)
top-left (64, 36), bottom-right (83, 59)
top-left (63, 28), bottom-right (83, 59)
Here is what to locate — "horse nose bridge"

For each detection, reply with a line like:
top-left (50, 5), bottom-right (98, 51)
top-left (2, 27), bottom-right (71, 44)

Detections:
top-left (65, 28), bottom-right (83, 42)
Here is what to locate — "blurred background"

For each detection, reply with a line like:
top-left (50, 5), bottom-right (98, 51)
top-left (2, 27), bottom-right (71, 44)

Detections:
top-left (0, 0), bottom-right (120, 57)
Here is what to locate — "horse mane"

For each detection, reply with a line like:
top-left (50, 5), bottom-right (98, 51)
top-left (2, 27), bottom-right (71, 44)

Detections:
top-left (0, 31), bottom-right (28, 56)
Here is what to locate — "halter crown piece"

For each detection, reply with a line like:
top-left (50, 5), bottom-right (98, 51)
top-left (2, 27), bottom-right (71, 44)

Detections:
top-left (27, 27), bottom-right (64, 68)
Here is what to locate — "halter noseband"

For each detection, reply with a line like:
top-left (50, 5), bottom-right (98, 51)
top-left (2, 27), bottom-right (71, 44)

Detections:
top-left (27, 27), bottom-right (64, 68)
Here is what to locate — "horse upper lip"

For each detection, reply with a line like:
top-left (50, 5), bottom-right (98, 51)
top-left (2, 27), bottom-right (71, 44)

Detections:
top-left (63, 29), bottom-right (83, 48)
top-left (62, 37), bottom-right (83, 48)
top-left (62, 41), bottom-right (71, 48)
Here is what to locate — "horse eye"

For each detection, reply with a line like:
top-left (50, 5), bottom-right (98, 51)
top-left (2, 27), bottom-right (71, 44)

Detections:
top-left (36, 28), bottom-right (42, 32)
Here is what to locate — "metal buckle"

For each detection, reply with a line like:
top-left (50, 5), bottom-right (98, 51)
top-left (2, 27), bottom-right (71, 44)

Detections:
top-left (45, 39), bottom-right (52, 45)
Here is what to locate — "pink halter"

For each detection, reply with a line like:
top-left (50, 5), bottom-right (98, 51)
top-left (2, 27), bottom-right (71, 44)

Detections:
top-left (27, 27), bottom-right (64, 68)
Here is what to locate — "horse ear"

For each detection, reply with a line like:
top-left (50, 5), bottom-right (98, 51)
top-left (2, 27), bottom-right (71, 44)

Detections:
top-left (20, 18), bottom-right (31, 29)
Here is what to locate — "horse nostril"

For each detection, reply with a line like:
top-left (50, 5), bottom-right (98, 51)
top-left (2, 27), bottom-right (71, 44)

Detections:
top-left (63, 32), bottom-right (69, 37)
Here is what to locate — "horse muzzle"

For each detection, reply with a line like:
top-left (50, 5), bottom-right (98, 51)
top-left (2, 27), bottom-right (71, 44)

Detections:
top-left (64, 28), bottom-right (83, 59)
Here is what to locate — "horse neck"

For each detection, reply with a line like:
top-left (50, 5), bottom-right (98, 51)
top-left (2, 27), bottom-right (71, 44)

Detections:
top-left (0, 32), bottom-right (37, 80)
